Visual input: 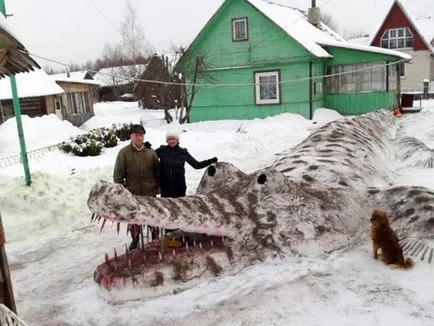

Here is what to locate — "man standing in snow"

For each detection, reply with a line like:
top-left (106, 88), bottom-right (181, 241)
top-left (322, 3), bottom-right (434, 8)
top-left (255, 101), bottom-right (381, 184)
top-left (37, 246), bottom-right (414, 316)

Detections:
top-left (113, 124), bottom-right (160, 250)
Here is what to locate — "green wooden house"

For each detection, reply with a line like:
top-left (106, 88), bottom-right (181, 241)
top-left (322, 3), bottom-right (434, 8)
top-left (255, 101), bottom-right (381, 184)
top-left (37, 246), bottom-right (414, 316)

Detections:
top-left (176, 0), bottom-right (411, 122)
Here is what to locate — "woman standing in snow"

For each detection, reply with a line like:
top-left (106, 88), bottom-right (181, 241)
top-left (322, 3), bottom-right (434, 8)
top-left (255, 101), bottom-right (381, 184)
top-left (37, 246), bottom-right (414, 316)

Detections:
top-left (156, 131), bottom-right (217, 198)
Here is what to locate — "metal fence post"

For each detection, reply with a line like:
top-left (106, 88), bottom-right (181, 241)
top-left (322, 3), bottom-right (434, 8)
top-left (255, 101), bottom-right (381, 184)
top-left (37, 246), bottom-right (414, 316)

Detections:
top-left (0, 212), bottom-right (16, 314)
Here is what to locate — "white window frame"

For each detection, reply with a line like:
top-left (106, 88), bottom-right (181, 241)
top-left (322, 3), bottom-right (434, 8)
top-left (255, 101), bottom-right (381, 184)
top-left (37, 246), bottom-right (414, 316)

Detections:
top-left (381, 27), bottom-right (413, 49)
top-left (254, 71), bottom-right (280, 105)
top-left (232, 18), bottom-right (248, 41)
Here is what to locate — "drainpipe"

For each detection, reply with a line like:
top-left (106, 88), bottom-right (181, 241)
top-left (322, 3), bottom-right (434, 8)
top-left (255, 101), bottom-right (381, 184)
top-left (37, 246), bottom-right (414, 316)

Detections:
top-left (309, 62), bottom-right (313, 119)
top-left (396, 62), bottom-right (401, 108)
top-left (0, 0), bottom-right (31, 186)
top-left (386, 61), bottom-right (389, 92)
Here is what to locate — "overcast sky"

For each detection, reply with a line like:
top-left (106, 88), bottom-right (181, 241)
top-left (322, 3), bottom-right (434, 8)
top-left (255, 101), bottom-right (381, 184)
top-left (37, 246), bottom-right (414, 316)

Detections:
top-left (5, 0), bottom-right (397, 69)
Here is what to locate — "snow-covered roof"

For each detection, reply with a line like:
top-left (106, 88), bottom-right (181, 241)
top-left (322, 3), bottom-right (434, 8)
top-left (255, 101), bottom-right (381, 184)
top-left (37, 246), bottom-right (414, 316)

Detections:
top-left (0, 14), bottom-right (40, 77)
top-left (347, 36), bottom-right (371, 46)
top-left (50, 71), bottom-right (100, 85)
top-left (246, 0), bottom-right (333, 58)
top-left (0, 69), bottom-right (64, 100)
top-left (246, 0), bottom-right (411, 60)
top-left (369, 0), bottom-right (434, 53)
top-left (93, 64), bottom-right (147, 87)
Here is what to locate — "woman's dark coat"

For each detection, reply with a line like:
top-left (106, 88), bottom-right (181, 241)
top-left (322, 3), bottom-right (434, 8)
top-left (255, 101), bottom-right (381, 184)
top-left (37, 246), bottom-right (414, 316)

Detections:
top-left (155, 145), bottom-right (215, 198)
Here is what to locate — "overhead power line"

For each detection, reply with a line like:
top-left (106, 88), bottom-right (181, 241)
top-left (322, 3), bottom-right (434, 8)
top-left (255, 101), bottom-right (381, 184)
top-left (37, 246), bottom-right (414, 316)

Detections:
top-left (88, 0), bottom-right (123, 36)
top-left (30, 52), bottom-right (407, 88)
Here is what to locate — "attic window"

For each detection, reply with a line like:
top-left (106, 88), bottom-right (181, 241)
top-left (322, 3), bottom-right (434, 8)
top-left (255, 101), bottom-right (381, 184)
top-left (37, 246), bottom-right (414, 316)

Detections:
top-left (254, 71), bottom-right (280, 105)
top-left (381, 28), bottom-right (413, 49)
top-left (232, 18), bottom-right (248, 41)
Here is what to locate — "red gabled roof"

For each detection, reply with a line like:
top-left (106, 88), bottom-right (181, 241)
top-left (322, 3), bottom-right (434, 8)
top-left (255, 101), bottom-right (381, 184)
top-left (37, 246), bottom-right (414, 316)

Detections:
top-left (370, 0), bottom-right (433, 53)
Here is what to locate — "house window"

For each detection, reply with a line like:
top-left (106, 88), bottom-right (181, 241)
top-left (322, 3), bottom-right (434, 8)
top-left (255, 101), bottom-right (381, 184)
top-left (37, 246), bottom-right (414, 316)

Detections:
top-left (67, 93), bottom-right (77, 115)
top-left (398, 62), bottom-right (405, 77)
top-left (254, 71), bottom-right (280, 104)
top-left (232, 18), bottom-right (248, 41)
top-left (66, 92), bottom-right (90, 115)
top-left (326, 63), bottom-right (387, 93)
top-left (314, 81), bottom-right (323, 94)
top-left (381, 28), bottom-right (413, 49)
top-left (53, 96), bottom-right (62, 111)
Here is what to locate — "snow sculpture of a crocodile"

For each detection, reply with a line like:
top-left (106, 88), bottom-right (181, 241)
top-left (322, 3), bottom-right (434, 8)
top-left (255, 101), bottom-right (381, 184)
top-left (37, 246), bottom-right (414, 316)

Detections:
top-left (88, 109), bottom-right (434, 303)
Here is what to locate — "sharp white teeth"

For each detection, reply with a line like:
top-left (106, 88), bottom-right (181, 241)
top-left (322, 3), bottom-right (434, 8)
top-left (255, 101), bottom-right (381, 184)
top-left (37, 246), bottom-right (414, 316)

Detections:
top-left (193, 240), bottom-right (196, 247)
top-left (159, 251), bottom-right (163, 260)
top-left (172, 249), bottom-right (176, 256)
top-left (199, 242), bottom-right (203, 249)
top-left (211, 240), bottom-right (214, 247)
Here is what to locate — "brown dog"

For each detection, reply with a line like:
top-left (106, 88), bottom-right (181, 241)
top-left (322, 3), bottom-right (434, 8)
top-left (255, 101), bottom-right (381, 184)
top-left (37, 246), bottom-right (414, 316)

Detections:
top-left (370, 209), bottom-right (414, 269)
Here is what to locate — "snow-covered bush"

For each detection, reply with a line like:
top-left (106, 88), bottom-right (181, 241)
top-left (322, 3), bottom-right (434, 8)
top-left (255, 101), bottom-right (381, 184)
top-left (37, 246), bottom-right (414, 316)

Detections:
top-left (113, 123), bottom-right (130, 141)
top-left (59, 134), bottom-right (103, 157)
top-left (59, 123), bottom-right (131, 156)
top-left (87, 128), bottom-right (118, 148)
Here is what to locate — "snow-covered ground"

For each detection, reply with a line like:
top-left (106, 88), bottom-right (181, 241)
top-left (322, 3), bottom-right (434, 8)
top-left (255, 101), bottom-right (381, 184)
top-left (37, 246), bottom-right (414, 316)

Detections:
top-left (1, 100), bottom-right (434, 325)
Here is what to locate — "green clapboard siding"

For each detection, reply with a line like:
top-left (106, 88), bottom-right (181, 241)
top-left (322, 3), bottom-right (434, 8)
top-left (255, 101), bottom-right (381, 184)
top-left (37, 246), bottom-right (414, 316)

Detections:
top-left (325, 92), bottom-right (397, 115)
top-left (180, 0), bottom-right (313, 70)
top-left (188, 61), bottom-right (318, 122)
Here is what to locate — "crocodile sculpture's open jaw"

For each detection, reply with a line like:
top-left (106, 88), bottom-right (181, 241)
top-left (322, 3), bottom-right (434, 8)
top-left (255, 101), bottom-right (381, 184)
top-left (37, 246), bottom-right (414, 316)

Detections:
top-left (92, 222), bottom-right (233, 301)
top-left (88, 177), bottom-right (241, 302)
top-left (88, 109), bottom-right (434, 303)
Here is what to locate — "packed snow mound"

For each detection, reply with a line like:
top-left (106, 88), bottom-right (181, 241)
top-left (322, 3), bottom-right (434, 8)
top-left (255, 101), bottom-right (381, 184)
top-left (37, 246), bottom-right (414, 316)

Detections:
top-left (312, 108), bottom-right (344, 126)
top-left (0, 114), bottom-right (81, 155)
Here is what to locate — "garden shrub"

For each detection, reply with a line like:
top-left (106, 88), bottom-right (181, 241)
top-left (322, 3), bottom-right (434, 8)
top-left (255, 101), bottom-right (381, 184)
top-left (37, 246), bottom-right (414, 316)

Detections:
top-left (59, 123), bottom-right (134, 156)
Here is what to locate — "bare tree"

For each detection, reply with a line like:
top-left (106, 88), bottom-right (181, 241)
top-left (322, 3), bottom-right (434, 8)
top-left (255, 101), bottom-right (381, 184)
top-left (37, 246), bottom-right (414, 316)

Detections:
top-left (102, 43), bottom-right (124, 66)
top-left (120, 1), bottom-right (154, 79)
top-left (342, 31), bottom-right (370, 41)
top-left (166, 43), bottom-right (187, 72)
top-left (44, 64), bottom-right (63, 75)
top-left (96, 43), bottom-right (132, 99)
top-left (178, 53), bottom-right (213, 124)
top-left (320, 12), bottom-right (339, 32)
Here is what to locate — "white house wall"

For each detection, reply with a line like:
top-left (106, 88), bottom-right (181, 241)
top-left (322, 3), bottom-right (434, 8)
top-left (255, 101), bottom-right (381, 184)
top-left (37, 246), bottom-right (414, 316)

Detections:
top-left (400, 49), bottom-right (432, 90)
top-left (431, 54), bottom-right (434, 82)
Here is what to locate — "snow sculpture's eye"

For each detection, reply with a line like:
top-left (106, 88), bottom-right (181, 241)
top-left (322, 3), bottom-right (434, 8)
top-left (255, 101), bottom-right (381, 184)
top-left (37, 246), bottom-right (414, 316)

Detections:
top-left (207, 166), bottom-right (216, 177)
top-left (257, 174), bottom-right (267, 184)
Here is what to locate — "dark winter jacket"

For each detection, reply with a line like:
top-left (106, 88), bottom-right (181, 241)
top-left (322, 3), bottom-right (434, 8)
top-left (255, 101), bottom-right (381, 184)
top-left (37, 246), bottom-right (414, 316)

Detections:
top-left (113, 143), bottom-right (160, 196)
top-left (155, 145), bottom-right (216, 198)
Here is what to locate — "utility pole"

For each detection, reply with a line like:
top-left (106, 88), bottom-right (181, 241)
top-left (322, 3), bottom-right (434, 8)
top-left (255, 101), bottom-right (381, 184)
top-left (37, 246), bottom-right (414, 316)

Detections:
top-left (0, 0), bottom-right (31, 186)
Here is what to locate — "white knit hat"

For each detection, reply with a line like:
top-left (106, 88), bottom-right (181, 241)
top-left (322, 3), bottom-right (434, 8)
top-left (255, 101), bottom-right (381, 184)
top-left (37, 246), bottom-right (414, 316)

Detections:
top-left (166, 131), bottom-right (179, 141)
